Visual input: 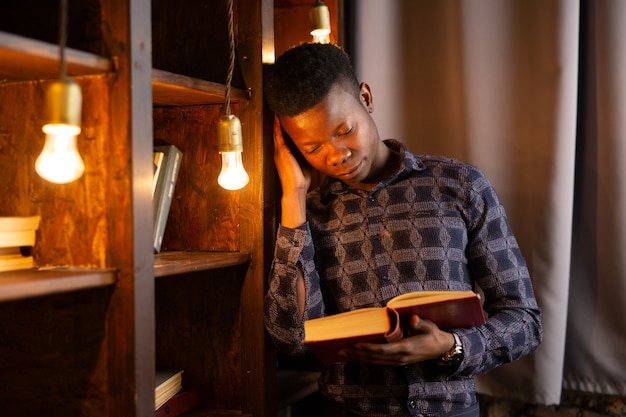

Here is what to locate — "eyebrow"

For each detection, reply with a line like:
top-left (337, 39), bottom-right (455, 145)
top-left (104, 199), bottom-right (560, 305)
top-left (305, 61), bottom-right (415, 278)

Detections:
top-left (299, 125), bottom-right (348, 147)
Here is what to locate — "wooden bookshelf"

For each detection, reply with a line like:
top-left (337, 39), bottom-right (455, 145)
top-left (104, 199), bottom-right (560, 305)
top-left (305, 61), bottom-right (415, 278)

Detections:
top-left (0, 268), bottom-right (116, 302)
top-left (0, 32), bottom-right (247, 107)
top-left (0, 31), bottom-right (111, 81)
top-left (0, 1), bottom-right (275, 415)
top-left (154, 251), bottom-right (251, 277)
top-left (183, 409), bottom-right (252, 417)
top-left (152, 69), bottom-right (249, 106)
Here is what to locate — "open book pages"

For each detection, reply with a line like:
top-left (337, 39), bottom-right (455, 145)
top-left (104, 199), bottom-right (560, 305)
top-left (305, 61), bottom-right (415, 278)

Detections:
top-left (303, 290), bottom-right (485, 363)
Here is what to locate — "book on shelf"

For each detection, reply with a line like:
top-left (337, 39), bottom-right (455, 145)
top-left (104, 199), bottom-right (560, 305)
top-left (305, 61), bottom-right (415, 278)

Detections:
top-left (0, 215), bottom-right (40, 273)
top-left (304, 290), bottom-right (486, 363)
top-left (153, 144), bottom-right (183, 253)
top-left (0, 215), bottom-right (40, 247)
top-left (153, 150), bottom-right (165, 197)
top-left (155, 387), bottom-right (200, 417)
top-left (155, 370), bottom-right (183, 411)
top-left (0, 247), bottom-right (35, 273)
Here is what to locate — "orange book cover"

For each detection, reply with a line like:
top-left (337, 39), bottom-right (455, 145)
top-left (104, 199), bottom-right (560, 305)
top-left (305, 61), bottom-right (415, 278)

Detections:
top-left (303, 290), bottom-right (485, 363)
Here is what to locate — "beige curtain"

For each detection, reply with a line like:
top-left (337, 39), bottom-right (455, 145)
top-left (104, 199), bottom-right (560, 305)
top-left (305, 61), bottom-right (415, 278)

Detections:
top-left (352, 0), bottom-right (625, 405)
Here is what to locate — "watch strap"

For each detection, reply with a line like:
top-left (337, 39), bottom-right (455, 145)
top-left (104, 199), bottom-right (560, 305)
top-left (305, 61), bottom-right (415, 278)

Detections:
top-left (438, 332), bottom-right (463, 368)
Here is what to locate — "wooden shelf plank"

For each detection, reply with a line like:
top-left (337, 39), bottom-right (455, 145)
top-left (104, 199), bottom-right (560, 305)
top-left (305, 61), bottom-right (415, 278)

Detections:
top-left (0, 267), bottom-right (116, 302)
top-left (0, 32), bottom-right (246, 107)
top-left (182, 409), bottom-right (252, 417)
top-left (152, 69), bottom-right (249, 106)
top-left (0, 31), bottom-right (112, 81)
top-left (154, 251), bottom-right (251, 277)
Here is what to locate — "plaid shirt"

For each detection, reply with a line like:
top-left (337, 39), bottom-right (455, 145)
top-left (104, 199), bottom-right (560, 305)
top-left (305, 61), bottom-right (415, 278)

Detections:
top-left (265, 140), bottom-right (542, 417)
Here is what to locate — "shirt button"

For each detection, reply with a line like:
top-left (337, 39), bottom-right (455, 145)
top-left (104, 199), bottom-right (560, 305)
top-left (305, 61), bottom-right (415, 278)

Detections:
top-left (409, 400), bottom-right (417, 408)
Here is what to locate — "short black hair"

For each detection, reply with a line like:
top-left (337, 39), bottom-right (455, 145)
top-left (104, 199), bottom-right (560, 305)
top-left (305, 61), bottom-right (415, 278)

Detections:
top-left (263, 43), bottom-right (360, 117)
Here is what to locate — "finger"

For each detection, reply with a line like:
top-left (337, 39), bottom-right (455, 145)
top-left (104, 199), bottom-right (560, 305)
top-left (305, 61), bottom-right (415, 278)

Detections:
top-left (406, 314), bottom-right (437, 336)
top-left (273, 116), bottom-right (285, 147)
top-left (409, 314), bottom-right (421, 330)
top-left (347, 343), bottom-right (414, 366)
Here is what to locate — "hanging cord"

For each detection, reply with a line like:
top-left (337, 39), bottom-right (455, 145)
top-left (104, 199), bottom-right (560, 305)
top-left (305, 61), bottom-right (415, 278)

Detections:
top-left (224, 0), bottom-right (235, 115)
top-left (59, 0), bottom-right (68, 80)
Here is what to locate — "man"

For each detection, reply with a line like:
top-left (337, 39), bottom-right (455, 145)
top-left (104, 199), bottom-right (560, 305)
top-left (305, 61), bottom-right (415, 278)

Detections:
top-left (263, 42), bottom-right (542, 417)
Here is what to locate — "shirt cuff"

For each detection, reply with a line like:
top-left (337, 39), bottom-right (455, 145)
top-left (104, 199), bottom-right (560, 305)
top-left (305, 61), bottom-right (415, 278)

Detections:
top-left (275, 222), bottom-right (311, 266)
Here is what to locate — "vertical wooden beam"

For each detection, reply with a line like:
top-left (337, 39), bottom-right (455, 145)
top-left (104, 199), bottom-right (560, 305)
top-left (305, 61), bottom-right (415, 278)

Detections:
top-left (128, 1), bottom-right (156, 415)
top-left (100, 0), bottom-right (155, 415)
top-left (238, 0), bottom-right (275, 416)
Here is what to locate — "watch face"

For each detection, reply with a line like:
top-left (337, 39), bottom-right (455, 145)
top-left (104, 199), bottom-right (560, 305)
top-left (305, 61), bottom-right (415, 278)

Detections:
top-left (448, 348), bottom-right (463, 361)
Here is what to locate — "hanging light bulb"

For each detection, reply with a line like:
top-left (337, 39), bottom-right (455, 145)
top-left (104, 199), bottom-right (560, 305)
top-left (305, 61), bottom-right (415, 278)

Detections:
top-left (217, 114), bottom-right (249, 190)
top-left (36, 0), bottom-right (84, 184)
top-left (36, 79), bottom-right (85, 183)
top-left (217, 0), bottom-right (249, 190)
top-left (310, 0), bottom-right (331, 44)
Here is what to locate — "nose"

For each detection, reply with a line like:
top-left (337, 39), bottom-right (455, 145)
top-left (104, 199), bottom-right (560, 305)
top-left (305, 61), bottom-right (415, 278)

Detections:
top-left (327, 145), bottom-right (351, 166)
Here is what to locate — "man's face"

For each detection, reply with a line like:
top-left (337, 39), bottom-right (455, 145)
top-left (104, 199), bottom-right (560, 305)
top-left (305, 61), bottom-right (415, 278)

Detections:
top-left (279, 82), bottom-right (384, 188)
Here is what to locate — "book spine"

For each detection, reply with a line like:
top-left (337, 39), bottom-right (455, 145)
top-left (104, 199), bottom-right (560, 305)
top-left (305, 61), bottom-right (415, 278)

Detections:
top-left (155, 388), bottom-right (200, 417)
top-left (153, 145), bottom-right (183, 253)
top-left (153, 151), bottom-right (165, 197)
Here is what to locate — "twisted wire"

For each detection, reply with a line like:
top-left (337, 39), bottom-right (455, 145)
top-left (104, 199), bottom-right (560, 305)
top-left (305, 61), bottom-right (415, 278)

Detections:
top-left (59, 0), bottom-right (68, 80)
top-left (224, 0), bottom-right (235, 115)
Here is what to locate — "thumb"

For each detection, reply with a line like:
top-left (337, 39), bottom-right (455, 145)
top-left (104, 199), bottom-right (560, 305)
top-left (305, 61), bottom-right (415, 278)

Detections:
top-left (409, 314), bottom-right (422, 330)
top-left (407, 314), bottom-right (436, 335)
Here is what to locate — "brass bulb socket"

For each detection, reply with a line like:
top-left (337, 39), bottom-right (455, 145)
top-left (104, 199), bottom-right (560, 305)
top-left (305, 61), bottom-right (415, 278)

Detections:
top-left (310, 1), bottom-right (330, 34)
top-left (217, 114), bottom-right (243, 153)
top-left (44, 79), bottom-right (82, 128)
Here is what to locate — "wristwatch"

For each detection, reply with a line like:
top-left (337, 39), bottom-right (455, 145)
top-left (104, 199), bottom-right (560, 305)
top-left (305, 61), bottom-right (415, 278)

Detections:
top-left (438, 332), bottom-right (464, 368)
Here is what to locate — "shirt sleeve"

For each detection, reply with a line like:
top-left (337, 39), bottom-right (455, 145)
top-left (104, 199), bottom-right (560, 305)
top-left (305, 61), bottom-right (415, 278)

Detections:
top-left (453, 168), bottom-right (543, 376)
top-left (264, 222), bottom-right (325, 356)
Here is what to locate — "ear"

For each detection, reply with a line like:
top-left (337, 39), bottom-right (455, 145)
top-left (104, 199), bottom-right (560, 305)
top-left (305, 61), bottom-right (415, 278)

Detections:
top-left (359, 82), bottom-right (374, 113)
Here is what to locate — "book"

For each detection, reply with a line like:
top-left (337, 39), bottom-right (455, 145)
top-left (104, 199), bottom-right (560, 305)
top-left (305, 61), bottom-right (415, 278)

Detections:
top-left (303, 290), bottom-right (486, 363)
top-left (153, 150), bottom-right (165, 197)
top-left (155, 370), bottom-right (183, 411)
top-left (0, 215), bottom-right (41, 248)
top-left (0, 216), bottom-right (40, 272)
top-left (155, 387), bottom-right (200, 417)
top-left (0, 249), bottom-right (35, 273)
top-left (153, 145), bottom-right (183, 253)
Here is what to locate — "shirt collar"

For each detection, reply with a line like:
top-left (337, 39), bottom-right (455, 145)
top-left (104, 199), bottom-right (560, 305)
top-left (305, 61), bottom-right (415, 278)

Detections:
top-left (319, 139), bottom-right (426, 202)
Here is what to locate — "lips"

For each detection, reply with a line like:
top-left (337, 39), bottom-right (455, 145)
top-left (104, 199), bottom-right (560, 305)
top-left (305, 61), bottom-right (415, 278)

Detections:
top-left (337, 160), bottom-right (362, 179)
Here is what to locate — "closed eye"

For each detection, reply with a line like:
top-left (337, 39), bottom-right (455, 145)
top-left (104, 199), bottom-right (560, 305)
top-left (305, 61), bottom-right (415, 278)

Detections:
top-left (305, 145), bottom-right (322, 155)
top-left (338, 126), bottom-right (354, 136)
